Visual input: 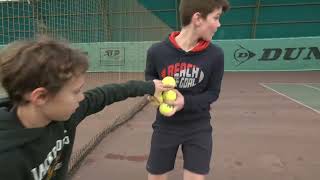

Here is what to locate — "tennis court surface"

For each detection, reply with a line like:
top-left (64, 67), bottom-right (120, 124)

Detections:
top-left (71, 71), bottom-right (320, 180)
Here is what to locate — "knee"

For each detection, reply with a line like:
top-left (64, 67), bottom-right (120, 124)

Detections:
top-left (148, 173), bottom-right (168, 180)
top-left (183, 169), bottom-right (205, 180)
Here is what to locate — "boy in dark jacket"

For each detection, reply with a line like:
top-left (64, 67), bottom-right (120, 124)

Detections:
top-left (0, 37), bottom-right (172, 180)
top-left (145, 0), bottom-right (229, 179)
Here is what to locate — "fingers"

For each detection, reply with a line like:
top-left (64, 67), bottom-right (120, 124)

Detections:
top-left (154, 80), bottom-right (175, 88)
top-left (153, 80), bottom-right (172, 92)
top-left (162, 84), bottom-right (175, 89)
top-left (152, 80), bottom-right (175, 99)
top-left (160, 84), bottom-right (175, 91)
top-left (151, 79), bottom-right (183, 117)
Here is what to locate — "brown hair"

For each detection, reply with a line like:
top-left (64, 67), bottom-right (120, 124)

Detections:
top-left (179, 0), bottom-right (230, 27)
top-left (0, 37), bottom-right (89, 104)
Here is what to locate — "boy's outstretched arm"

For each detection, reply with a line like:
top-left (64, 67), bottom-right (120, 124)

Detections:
top-left (70, 80), bottom-right (171, 126)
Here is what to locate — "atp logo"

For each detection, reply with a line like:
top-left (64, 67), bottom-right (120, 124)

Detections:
top-left (234, 45), bottom-right (256, 66)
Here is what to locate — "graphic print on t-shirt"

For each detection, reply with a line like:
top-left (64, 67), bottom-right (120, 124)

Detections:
top-left (161, 62), bottom-right (204, 89)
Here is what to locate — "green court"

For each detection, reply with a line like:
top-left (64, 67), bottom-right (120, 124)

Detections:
top-left (261, 83), bottom-right (320, 114)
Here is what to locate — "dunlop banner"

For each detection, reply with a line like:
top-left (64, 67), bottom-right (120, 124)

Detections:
top-left (217, 37), bottom-right (320, 71)
top-left (1, 37), bottom-right (319, 72)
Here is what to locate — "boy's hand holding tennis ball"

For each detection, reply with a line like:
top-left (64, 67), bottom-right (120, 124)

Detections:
top-left (149, 76), bottom-right (184, 117)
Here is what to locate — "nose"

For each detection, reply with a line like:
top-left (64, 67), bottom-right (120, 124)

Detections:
top-left (217, 20), bottom-right (221, 27)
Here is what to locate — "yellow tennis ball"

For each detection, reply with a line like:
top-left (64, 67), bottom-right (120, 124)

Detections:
top-left (162, 76), bottom-right (176, 87)
top-left (156, 94), bottom-right (163, 104)
top-left (162, 90), bottom-right (176, 103)
top-left (159, 103), bottom-right (174, 116)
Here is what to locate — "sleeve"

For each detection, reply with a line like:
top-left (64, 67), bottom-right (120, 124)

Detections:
top-left (145, 46), bottom-right (159, 81)
top-left (182, 51), bottom-right (224, 112)
top-left (68, 80), bottom-right (155, 127)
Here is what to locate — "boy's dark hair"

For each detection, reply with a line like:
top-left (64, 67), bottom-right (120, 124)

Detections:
top-left (179, 0), bottom-right (230, 27)
top-left (0, 37), bottom-right (89, 104)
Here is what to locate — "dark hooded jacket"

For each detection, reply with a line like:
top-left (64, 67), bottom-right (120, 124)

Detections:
top-left (145, 32), bottom-right (224, 128)
top-left (0, 80), bottom-right (154, 180)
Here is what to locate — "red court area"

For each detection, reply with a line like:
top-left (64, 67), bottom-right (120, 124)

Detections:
top-left (71, 71), bottom-right (320, 180)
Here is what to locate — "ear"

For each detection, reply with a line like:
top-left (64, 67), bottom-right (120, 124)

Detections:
top-left (191, 12), bottom-right (203, 27)
top-left (28, 87), bottom-right (49, 105)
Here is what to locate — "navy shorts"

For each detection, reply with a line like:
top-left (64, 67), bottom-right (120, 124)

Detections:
top-left (146, 125), bottom-right (213, 175)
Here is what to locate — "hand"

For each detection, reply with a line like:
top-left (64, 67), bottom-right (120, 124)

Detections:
top-left (166, 89), bottom-right (184, 112)
top-left (152, 79), bottom-right (174, 97)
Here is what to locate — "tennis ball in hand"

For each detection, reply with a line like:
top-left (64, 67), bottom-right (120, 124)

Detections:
top-left (156, 94), bottom-right (164, 104)
top-left (159, 103), bottom-right (174, 116)
top-left (162, 76), bottom-right (176, 87)
top-left (162, 90), bottom-right (176, 103)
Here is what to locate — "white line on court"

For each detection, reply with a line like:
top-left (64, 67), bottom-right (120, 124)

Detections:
top-left (303, 84), bottom-right (320, 92)
top-left (260, 83), bottom-right (320, 114)
top-left (262, 82), bottom-right (320, 85)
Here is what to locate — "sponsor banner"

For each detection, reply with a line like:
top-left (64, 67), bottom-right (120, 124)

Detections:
top-left (72, 41), bottom-right (155, 72)
top-left (217, 37), bottom-right (320, 71)
top-left (1, 37), bottom-right (319, 72)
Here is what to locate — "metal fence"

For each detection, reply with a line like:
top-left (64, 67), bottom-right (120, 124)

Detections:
top-left (1, 0), bottom-right (319, 44)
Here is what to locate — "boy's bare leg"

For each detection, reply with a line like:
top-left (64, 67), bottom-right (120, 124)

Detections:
top-left (148, 173), bottom-right (168, 180)
top-left (183, 169), bottom-right (205, 180)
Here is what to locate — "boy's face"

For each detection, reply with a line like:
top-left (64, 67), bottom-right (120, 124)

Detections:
top-left (197, 7), bottom-right (223, 41)
top-left (41, 74), bottom-right (85, 121)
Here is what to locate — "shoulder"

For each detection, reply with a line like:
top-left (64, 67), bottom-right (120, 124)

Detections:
top-left (207, 43), bottom-right (224, 56)
top-left (147, 40), bottom-right (169, 54)
top-left (207, 43), bottom-right (224, 67)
